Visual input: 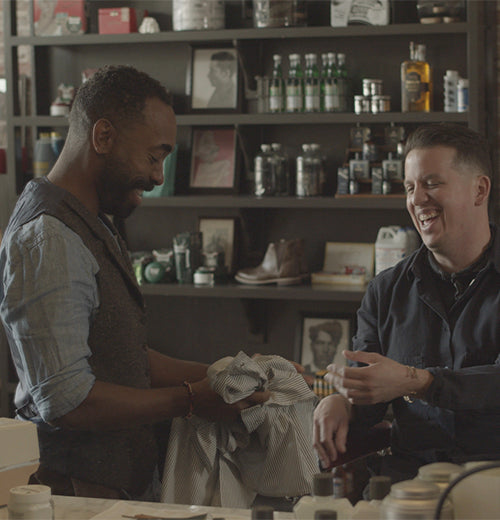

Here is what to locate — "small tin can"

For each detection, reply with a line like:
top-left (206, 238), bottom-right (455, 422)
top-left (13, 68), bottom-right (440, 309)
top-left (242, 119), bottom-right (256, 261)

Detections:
top-left (457, 78), bottom-right (469, 112)
top-left (370, 79), bottom-right (383, 96)
top-left (371, 95), bottom-right (391, 114)
top-left (354, 95), bottom-right (370, 114)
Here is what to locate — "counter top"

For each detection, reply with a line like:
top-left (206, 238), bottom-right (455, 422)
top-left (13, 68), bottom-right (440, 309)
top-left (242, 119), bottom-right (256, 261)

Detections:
top-left (1, 495), bottom-right (296, 520)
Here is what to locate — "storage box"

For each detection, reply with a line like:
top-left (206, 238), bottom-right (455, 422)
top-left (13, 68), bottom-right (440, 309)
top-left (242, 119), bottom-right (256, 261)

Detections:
top-left (0, 418), bottom-right (39, 506)
top-left (99, 8), bottom-right (138, 34)
top-left (34, 0), bottom-right (87, 36)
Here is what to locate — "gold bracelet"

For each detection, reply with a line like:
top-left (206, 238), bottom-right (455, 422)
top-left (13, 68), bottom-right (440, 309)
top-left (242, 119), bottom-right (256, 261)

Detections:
top-left (403, 365), bottom-right (418, 403)
top-left (182, 380), bottom-right (195, 418)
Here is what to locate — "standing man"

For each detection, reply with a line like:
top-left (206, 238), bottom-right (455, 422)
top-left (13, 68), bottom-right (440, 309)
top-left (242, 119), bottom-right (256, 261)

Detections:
top-left (0, 66), bottom-right (267, 500)
top-left (314, 123), bottom-right (500, 482)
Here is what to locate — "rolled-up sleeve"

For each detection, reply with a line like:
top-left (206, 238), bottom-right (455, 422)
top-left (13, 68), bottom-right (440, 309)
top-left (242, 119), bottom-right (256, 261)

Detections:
top-left (0, 215), bottom-right (99, 422)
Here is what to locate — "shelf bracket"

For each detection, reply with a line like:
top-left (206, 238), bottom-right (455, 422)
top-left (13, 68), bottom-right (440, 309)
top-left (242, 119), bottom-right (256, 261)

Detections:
top-left (240, 299), bottom-right (267, 344)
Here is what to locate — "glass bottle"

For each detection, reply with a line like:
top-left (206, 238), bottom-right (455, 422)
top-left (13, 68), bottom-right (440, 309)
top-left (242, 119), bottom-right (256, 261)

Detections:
top-left (254, 144), bottom-right (276, 197)
top-left (323, 52), bottom-right (339, 113)
top-left (320, 53), bottom-right (329, 112)
top-left (304, 53), bottom-right (320, 113)
top-left (271, 143), bottom-right (290, 196)
top-left (309, 143), bottom-right (326, 195)
top-left (336, 53), bottom-right (348, 111)
top-left (286, 53), bottom-right (304, 113)
top-left (269, 54), bottom-right (285, 113)
top-left (401, 41), bottom-right (432, 112)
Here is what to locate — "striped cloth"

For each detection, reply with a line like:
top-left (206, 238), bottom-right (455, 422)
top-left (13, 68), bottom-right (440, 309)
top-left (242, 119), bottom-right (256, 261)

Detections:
top-left (160, 351), bottom-right (318, 508)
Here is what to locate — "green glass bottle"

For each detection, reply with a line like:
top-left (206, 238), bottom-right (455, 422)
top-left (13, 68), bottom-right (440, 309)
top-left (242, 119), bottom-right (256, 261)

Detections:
top-left (304, 53), bottom-right (320, 112)
top-left (286, 53), bottom-right (304, 113)
top-left (269, 54), bottom-right (285, 113)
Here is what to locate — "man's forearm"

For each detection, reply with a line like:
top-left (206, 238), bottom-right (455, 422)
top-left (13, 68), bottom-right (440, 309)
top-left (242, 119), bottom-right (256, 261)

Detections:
top-left (147, 348), bottom-right (208, 387)
top-left (52, 379), bottom-right (191, 431)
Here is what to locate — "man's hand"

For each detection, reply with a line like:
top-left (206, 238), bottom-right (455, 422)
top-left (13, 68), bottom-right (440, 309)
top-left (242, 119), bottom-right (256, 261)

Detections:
top-left (325, 350), bottom-right (433, 405)
top-left (313, 393), bottom-right (351, 470)
top-left (190, 378), bottom-right (270, 422)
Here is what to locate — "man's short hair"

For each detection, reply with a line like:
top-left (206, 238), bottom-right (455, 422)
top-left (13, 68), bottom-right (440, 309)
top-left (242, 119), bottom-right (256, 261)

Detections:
top-left (404, 123), bottom-right (492, 179)
top-left (69, 65), bottom-right (172, 134)
top-left (309, 320), bottom-right (343, 344)
top-left (210, 51), bottom-right (237, 76)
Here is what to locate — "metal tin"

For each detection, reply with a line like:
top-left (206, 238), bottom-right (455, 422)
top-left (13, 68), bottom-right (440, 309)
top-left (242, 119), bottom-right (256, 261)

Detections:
top-left (371, 95), bottom-right (391, 114)
top-left (354, 95), bottom-right (370, 114)
top-left (370, 79), bottom-right (383, 96)
top-left (362, 78), bottom-right (383, 97)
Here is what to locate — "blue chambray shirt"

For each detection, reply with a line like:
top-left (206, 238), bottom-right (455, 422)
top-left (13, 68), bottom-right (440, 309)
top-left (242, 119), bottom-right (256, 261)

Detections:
top-left (0, 214), bottom-right (98, 423)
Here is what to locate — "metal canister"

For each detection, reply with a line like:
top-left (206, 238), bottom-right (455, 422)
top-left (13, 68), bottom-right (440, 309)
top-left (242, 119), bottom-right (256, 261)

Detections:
top-left (370, 79), bottom-right (383, 96)
top-left (371, 95), bottom-right (391, 114)
top-left (380, 479), bottom-right (453, 519)
top-left (354, 95), bottom-right (370, 114)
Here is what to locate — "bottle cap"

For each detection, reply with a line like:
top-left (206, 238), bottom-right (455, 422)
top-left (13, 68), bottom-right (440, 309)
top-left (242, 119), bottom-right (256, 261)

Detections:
top-left (369, 475), bottom-right (391, 500)
top-left (251, 505), bottom-right (274, 520)
top-left (9, 485), bottom-right (51, 505)
top-left (313, 473), bottom-right (333, 496)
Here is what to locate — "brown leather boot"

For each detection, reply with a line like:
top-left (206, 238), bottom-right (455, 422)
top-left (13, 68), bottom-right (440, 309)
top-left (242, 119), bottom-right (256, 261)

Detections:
top-left (235, 239), bottom-right (309, 285)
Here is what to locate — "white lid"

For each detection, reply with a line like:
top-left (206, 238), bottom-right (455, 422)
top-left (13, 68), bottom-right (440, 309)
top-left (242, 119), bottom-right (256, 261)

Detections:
top-left (458, 78), bottom-right (469, 86)
top-left (9, 485), bottom-right (51, 505)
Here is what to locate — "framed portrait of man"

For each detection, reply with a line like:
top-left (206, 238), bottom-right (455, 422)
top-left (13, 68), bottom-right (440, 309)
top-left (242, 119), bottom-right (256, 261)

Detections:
top-left (297, 314), bottom-right (353, 375)
top-left (190, 46), bottom-right (239, 111)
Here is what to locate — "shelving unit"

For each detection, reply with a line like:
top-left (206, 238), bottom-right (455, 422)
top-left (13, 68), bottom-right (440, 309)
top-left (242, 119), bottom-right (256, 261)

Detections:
top-left (0, 1), bottom-right (496, 416)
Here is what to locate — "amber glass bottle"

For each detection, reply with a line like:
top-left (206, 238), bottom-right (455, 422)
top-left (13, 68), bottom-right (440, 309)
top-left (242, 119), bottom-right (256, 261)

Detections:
top-left (401, 42), bottom-right (432, 112)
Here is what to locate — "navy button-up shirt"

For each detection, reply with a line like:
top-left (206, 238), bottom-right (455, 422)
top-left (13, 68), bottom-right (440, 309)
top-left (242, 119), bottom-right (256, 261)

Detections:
top-left (351, 225), bottom-right (500, 479)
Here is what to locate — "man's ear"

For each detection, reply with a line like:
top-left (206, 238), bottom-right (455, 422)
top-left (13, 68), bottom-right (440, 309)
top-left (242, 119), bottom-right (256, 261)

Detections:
top-left (475, 175), bottom-right (491, 206)
top-left (92, 118), bottom-right (116, 154)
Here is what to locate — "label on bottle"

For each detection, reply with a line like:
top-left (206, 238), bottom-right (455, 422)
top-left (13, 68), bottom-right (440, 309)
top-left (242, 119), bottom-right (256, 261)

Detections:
top-left (286, 80), bottom-right (303, 112)
top-left (304, 80), bottom-right (320, 112)
top-left (269, 84), bottom-right (283, 112)
top-left (404, 71), bottom-right (423, 102)
top-left (324, 80), bottom-right (339, 111)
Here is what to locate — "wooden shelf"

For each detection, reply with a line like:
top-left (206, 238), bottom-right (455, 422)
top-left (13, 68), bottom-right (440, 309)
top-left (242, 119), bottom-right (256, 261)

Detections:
top-left (139, 194), bottom-right (406, 209)
top-left (12, 112), bottom-right (469, 128)
top-left (140, 281), bottom-right (366, 302)
top-left (8, 22), bottom-right (468, 47)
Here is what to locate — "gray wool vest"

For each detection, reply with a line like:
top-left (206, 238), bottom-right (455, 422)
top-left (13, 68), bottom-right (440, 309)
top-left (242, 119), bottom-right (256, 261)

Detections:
top-left (5, 178), bottom-right (158, 495)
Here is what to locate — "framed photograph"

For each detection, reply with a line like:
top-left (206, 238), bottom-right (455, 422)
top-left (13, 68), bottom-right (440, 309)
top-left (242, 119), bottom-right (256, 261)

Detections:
top-left (198, 217), bottom-right (237, 273)
top-left (297, 314), bottom-right (353, 375)
top-left (189, 127), bottom-right (237, 193)
top-left (190, 46), bottom-right (239, 111)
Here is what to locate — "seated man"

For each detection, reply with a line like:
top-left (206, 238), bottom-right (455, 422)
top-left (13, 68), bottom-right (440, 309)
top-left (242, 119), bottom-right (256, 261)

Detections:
top-left (314, 123), bottom-right (500, 482)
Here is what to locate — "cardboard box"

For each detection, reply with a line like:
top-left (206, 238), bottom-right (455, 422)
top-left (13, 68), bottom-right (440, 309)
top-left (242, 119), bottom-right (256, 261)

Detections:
top-left (34, 0), bottom-right (87, 36)
top-left (0, 418), bottom-right (39, 506)
top-left (99, 8), bottom-right (138, 34)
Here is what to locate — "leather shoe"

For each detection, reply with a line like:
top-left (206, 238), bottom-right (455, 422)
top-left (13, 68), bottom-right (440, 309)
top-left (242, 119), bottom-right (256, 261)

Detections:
top-left (235, 239), bottom-right (309, 285)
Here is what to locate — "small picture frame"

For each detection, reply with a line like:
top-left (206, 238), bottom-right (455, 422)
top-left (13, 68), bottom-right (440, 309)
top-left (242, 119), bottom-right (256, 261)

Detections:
top-left (198, 217), bottom-right (237, 273)
top-left (297, 314), bottom-right (353, 375)
top-left (189, 127), bottom-right (238, 193)
top-left (190, 46), bottom-right (239, 111)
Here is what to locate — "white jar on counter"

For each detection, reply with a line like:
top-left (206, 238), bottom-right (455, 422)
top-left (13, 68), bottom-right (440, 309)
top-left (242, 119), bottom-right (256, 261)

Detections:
top-left (8, 485), bottom-right (53, 520)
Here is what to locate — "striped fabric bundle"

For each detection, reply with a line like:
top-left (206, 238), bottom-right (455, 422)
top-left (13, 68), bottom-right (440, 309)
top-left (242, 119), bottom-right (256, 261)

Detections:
top-left (161, 351), bottom-right (319, 508)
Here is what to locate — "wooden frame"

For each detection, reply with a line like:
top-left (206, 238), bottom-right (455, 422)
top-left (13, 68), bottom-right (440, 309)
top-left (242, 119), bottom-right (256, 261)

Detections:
top-left (189, 127), bottom-right (238, 193)
top-left (297, 313), bottom-right (353, 375)
top-left (190, 46), bottom-right (239, 112)
top-left (198, 217), bottom-right (237, 273)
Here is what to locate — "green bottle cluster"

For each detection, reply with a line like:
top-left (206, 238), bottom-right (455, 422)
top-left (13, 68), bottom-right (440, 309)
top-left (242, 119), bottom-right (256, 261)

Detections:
top-left (269, 52), bottom-right (350, 113)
